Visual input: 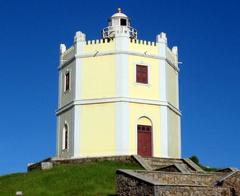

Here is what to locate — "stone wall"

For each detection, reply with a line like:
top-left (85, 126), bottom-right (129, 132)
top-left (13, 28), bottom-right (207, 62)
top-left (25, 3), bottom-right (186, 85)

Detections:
top-left (154, 186), bottom-right (231, 196)
top-left (136, 171), bottom-right (223, 186)
top-left (116, 170), bottom-right (231, 196)
top-left (28, 155), bottom-right (137, 171)
top-left (116, 173), bottom-right (154, 196)
top-left (27, 157), bottom-right (52, 171)
top-left (221, 171), bottom-right (240, 195)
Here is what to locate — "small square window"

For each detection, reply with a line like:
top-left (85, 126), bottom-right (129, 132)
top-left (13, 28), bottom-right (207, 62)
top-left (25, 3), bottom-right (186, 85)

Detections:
top-left (120, 18), bottom-right (127, 26)
top-left (65, 72), bottom-right (70, 91)
top-left (136, 65), bottom-right (148, 84)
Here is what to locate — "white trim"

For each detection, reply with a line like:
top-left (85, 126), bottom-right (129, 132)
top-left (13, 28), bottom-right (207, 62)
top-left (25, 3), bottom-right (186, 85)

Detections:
top-left (178, 115), bottom-right (182, 158)
top-left (135, 116), bottom-right (153, 156)
top-left (160, 107), bottom-right (169, 157)
top-left (63, 70), bottom-right (71, 93)
top-left (58, 71), bottom-right (62, 108)
top-left (74, 42), bottom-right (84, 100)
top-left (56, 97), bottom-right (181, 116)
top-left (176, 64), bottom-right (180, 109)
top-left (159, 61), bottom-right (167, 101)
top-left (59, 51), bottom-right (179, 72)
top-left (72, 41), bottom-right (84, 157)
top-left (116, 102), bottom-right (130, 155)
top-left (134, 62), bottom-right (151, 86)
top-left (115, 35), bottom-right (130, 155)
top-left (158, 39), bottom-right (169, 158)
top-left (62, 121), bottom-right (69, 150)
top-left (56, 116), bottom-right (60, 156)
top-left (73, 106), bottom-right (81, 157)
top-left (115, 34), bottom-right (129, 97)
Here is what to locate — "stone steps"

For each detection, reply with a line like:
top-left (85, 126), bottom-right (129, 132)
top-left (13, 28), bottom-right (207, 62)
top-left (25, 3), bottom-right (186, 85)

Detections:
top-left (136, 156), bottom-right (205, 173)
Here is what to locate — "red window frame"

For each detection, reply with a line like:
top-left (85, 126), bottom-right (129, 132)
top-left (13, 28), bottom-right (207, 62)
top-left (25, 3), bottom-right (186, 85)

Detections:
top-left (136, 65), bottom-right (148, 84)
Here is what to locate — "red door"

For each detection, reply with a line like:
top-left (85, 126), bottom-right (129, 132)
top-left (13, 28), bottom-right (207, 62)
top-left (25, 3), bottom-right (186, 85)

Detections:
top-left (137, 125), bottom-right (152, 157)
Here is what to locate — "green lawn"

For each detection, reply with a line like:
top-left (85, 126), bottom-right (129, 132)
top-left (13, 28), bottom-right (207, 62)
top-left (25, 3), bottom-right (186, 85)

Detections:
top-left (0, 161), bottom-right (141, 196)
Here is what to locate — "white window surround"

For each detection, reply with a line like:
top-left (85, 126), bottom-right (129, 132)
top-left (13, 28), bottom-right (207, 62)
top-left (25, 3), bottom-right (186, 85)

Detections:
top-left (64, 69), bottom-right (71, 93)
top-left (135, 115), bottom-right (154, 156)
top-left (62, 122), bottom-right (69, 151)
top-left (134, 62), bottom-right (151, 87)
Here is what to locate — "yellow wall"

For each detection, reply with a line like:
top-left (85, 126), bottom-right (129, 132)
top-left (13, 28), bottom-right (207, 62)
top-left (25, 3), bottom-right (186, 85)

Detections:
top-left (58, 39), bottom-right (181, 158)
top-left (138, 116), bottom-right (152, 126)
top-left (128, 55), bottom-right (160, 100)
top-left (80, 103), bottom-right (116, 156)
top-left (167, 64), bottom-right (178, 108)
top-left (82, 55), bottom-right (116, 99)
top-left (83, 39), bottom-right (115, 53)
top-left (168, 109), bottom-right (180, 158)
top-left (129, 41), bottom-right (158, 55)
top-left (128, 103), bottom-right (161, 157)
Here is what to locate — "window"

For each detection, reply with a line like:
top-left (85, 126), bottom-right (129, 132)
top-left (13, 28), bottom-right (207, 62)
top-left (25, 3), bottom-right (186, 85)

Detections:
top-left (64, 128), bottom-right (68, 149)
top-left (65, 72), bottom-right (70, 91)
top-left (137, 125), bottom-right (151, 132)
top-left (120, 18), bottom-right (127, 26)
top-left (62, 123), bottom-right (69, 150)
top-left (136, 65), bottom-right (148, 84)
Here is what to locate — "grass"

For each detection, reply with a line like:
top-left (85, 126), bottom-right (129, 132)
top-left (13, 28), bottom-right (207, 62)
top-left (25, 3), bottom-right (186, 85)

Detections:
top-left (0, 161), bottom-right (141, 196)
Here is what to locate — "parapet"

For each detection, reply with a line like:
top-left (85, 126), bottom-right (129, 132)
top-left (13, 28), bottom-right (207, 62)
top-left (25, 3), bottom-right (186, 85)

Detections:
top-left (156, 32), bottom-right (167, 43)
top-left (74, 31), bottom-right (86, 42)
top-left (85, 39), bottom-right (113, 45)
top-left (130, 38), bottom-right (156, 46)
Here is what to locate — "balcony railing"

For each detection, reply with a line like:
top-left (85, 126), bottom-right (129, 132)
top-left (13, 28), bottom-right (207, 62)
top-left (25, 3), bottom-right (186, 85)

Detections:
top-left (102, 26), bottom-right (137, 39)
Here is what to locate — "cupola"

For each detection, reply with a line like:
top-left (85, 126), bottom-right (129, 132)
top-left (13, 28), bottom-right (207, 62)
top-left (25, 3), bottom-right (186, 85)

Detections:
top-left (102, 8), bottom-right (137, 39)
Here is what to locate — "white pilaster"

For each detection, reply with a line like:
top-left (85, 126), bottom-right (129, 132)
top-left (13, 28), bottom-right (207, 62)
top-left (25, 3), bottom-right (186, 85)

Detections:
top-left (73, 31), bottom-right (85, 157)
top-left (115, 29), bottom-right (129, 97)
top-left (160, 107), bottom-right (169, 157)
top-left (178, 116), bottom-right (182, 158)
top-left (116, 102), bottom-right (130, 155)
top-left (74, 31), bottom-right (85, 100)
top-left (172, 46), bottom-right (181, 157)
top-left (56, 116), bottom-right (60, 156)
top-left (157, 32), bottom-right (169, 157)
top-left (73, 106), bottom-right (81, 157)
top-left (172, 46), bottom-right (179, 109)
top-left (115, 30), bottom-right (130, 154)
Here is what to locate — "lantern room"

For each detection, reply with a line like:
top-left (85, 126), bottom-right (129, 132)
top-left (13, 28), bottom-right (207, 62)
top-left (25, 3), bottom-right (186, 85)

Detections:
top-left (102, 8), bottom-right (137, 39)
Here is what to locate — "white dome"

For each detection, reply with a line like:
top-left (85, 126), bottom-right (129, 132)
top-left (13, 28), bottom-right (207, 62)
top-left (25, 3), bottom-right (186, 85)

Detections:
top-left (111, 8), bottom-right (127, 18)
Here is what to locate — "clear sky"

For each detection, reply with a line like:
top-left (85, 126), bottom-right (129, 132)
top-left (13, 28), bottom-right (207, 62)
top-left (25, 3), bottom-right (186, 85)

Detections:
top-left (0, 0), bottom-right (240, 175)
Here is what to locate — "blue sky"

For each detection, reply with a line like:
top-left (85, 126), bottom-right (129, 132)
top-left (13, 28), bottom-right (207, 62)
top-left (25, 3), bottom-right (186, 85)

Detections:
top-left (0, 0), bottom-right (240, 175)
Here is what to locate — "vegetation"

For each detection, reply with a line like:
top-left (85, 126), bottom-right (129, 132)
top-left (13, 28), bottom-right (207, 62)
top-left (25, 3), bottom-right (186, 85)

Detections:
top-left (189, 155), bottom-right (220, 172)
top-left (0, 161), bottom-right (141, 196)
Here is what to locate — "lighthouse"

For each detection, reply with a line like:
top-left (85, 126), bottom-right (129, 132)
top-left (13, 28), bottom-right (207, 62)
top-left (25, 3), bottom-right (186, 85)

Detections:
top-left (56, 8), bottom-right (181, 159)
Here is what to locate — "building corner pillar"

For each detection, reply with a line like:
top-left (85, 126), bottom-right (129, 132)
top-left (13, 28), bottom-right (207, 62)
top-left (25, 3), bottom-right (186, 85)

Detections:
top-left (72, 31), bottom-right (86, 157)
top-left (115, 32), bottom-right (130, 155)
top-left (157, 32), bottom-right (169, 157)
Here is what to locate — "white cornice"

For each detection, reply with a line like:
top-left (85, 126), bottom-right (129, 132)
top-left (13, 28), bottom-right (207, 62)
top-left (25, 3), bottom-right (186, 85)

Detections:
top-left (58, 50), bottom-right (179, 72)
top-left (56, 97), bottom-right (181, 116)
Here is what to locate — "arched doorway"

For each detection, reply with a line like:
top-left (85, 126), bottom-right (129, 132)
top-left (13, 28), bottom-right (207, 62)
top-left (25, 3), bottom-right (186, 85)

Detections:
top-left (137, 117), bottom-right (152, 157)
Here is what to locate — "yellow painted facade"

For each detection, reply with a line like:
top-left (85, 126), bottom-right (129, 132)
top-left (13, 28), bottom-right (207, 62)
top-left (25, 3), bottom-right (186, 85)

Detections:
top-left (82, 55), bottom-right (116, 99)
top-left (80, 103), bottom-right (116, 156)
top-left (56, 9), bottom-right (181, 159)
top-left (128, 55), bottom-right (160, 100)
top-left (128, 103), bottom-right (161, 156)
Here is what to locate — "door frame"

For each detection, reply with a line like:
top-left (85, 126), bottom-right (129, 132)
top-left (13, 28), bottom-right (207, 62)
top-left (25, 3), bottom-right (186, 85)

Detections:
top-left (137, 124), bottom-right (153, 157)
